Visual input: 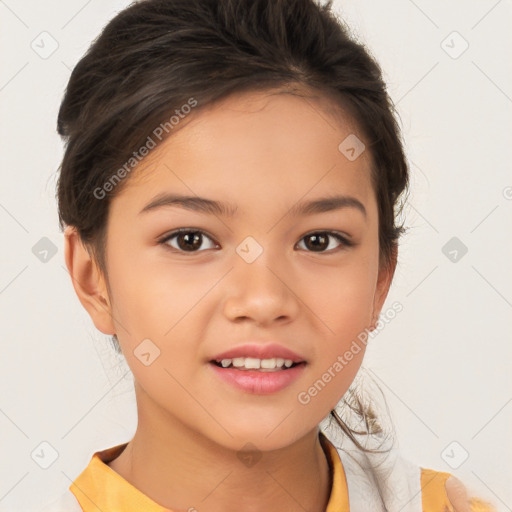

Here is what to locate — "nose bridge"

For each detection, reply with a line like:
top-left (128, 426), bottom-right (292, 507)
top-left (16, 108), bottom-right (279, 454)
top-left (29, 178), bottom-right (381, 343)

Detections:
top-left (224, 236), bottom-right (297, 322)
top-left (236, 236), bottom-right (285, 292)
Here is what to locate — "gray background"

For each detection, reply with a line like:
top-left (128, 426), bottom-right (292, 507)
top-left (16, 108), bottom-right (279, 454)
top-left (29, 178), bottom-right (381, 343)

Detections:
top-left (0, 0), bottom-right (511, 510)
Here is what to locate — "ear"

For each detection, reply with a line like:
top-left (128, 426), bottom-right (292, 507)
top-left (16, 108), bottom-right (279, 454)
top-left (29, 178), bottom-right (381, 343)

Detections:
top-left (63, 226), bottom-right (116, 335)
top-left (370, 246), bottom-right (398, 329)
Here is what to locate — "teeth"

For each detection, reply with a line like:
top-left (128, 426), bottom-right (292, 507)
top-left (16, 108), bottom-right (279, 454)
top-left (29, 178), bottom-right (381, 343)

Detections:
top-left (260, 359), bottom-right (276, 369)
top-left (232, 357), bottom-right (245, 367)
top-left (217, 357), bottom-right (296, 370)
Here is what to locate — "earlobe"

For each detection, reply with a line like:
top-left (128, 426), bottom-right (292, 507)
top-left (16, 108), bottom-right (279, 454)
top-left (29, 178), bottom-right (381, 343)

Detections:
top-left (63, 226), bottom-right (116, 335)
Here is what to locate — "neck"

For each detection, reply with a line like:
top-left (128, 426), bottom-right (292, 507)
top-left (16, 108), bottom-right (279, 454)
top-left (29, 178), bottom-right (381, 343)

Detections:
top-left (108, 388), bottom-right (332, 512)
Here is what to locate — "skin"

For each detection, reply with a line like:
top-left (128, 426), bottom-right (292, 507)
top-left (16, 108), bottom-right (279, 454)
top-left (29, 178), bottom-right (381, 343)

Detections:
top-left (64, 88), bottom-right (398, 511)
top-left (446, 477), bottom-right (471, 512)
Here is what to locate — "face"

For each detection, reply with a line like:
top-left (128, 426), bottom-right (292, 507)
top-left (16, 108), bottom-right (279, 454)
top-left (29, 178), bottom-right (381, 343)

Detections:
top-left (69, 89), bottom-right (394, 452)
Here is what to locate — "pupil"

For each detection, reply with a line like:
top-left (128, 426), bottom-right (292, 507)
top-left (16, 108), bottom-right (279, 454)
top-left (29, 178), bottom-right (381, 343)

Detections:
top-left (306, 233), bottom-right (327, 251)
top-left (179, 232), bottom-right (201, 251)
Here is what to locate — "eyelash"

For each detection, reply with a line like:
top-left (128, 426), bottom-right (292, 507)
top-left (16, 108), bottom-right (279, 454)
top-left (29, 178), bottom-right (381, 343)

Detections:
top-left (157, 228), bottom-right (354, 254)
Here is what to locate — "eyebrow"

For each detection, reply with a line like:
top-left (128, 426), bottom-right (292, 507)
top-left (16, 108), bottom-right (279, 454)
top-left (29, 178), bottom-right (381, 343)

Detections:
top-left (139, 193), bottom-right (367, 219)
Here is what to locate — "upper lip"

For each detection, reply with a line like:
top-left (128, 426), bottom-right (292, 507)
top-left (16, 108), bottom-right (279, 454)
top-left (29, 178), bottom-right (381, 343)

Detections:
top-left (211, 343), bottom-right (306, 363)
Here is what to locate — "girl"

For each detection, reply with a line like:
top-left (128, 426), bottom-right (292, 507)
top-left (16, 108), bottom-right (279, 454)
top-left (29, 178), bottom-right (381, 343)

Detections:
top-left (45, 0), bottom-right (495, 510)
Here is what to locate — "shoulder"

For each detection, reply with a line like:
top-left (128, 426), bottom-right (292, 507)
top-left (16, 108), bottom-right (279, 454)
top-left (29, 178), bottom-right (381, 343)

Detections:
top-left (40, 489), bottom-right (82, 512)
top-left (421, 468), bottom-right (496, 512)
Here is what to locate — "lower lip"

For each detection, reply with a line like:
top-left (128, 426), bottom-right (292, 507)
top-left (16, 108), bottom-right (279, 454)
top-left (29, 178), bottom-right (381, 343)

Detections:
top-left (208, 362), bottom-right (306, 395)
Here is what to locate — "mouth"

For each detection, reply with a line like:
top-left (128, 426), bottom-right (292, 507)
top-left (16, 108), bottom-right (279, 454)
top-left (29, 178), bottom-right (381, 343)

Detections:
top-left (210, 357), bottom-right (306, 372)
top-left (208, 357), bottom-right (307, 394)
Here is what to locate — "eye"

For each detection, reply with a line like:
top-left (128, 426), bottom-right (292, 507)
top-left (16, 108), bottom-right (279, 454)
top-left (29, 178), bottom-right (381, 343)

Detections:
top-left (296, 231), bottom-right (353, 253)
top-left (158, 229), bottom-right (218, 252)
top-left (158, 229), bottom-right (353, 254)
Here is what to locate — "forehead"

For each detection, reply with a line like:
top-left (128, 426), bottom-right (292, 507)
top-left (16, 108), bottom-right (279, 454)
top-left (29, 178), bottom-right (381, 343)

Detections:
top-left (115, 88), bottom-right (375, 213)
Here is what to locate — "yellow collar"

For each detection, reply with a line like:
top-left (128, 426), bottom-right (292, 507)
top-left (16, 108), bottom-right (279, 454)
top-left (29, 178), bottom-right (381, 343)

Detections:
top-left (69, 432), bottom-right (349, 511)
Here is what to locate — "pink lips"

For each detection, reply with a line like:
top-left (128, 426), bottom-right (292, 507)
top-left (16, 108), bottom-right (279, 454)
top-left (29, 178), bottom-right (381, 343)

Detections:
top-left (208, 342), bottom-right (307, 395)
top-left (209, 362), bottom-right (306, 394)
top-left (211, 343), bottom-right (305, 364)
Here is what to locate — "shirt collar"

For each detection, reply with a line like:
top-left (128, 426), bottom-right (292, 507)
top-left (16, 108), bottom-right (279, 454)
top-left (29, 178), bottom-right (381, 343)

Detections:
top-left (320, 431), bottom-right (350, 512)
top-left (69, 431), bottom-right (349, 511)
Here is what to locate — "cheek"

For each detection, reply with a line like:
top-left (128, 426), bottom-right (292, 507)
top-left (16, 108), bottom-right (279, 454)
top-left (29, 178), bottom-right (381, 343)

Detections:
top-left (300, 256), bottom-right (376, 395)
top-left (107, 248), bottom-right (207, 335)
top-left (303, 256), bottom-right (377, 330)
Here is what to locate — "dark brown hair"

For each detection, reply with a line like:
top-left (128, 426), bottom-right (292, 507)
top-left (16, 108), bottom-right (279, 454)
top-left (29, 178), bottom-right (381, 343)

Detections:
top-left (56, 0), bottom-right (409, 454)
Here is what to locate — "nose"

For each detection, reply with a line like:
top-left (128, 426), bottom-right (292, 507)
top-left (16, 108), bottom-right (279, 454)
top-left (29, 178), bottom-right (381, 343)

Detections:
top-left (222, 247), bottom-right (300, 327)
